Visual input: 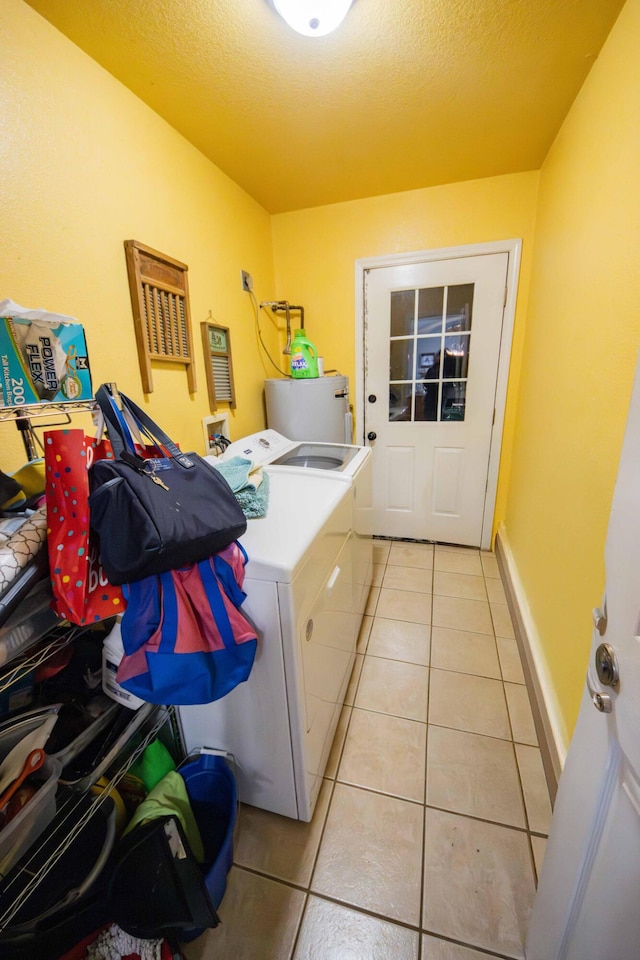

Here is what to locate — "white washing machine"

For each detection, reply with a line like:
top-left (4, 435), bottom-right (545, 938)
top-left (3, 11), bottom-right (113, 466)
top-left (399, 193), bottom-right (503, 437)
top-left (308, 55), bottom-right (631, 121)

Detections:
top-left (222, 429), bottom-right (374, 622)
top-left (178, 470), bottom-right (356, 821)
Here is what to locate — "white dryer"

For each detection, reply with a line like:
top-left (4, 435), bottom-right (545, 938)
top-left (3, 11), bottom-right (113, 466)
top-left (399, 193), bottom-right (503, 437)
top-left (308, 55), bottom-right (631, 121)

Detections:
top-left (179, 470), bottom-right (356, 821)
top-left (222, 430), bottom-right (373, 623)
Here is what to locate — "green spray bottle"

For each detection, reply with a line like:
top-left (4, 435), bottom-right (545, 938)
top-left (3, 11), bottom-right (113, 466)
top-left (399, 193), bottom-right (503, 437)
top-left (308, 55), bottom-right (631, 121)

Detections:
top-left (289, 329), bottom-right (319, 379)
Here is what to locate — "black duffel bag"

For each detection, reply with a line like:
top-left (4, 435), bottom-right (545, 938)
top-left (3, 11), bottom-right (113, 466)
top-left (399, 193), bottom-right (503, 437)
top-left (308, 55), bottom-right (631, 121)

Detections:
top-left (88, 385), bottom-right (247, 585)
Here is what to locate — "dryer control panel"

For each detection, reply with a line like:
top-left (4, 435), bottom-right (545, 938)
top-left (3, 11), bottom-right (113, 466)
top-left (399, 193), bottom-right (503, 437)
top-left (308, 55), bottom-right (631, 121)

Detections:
top-left (218, 429), bottom-right (292, 466)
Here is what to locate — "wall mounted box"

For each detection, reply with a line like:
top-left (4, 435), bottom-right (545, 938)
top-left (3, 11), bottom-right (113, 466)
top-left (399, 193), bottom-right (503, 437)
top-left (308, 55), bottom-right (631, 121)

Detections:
top-left (0, 317), bottom-right (92, 406)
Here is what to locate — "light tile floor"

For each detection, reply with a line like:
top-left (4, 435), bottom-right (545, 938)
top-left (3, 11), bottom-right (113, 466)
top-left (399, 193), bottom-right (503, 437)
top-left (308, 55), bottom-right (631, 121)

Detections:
top-left (184, 542), bottom-right (552, 960)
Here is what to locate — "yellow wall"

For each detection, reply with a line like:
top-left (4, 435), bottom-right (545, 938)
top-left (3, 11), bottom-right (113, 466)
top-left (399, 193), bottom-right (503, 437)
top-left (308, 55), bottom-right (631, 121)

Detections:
top-left (271, 172), bottom-right (540, 532)
top-left (1, 0), bottom-right (277, 472)
top-left (504, 0), bottom-right (640, 743)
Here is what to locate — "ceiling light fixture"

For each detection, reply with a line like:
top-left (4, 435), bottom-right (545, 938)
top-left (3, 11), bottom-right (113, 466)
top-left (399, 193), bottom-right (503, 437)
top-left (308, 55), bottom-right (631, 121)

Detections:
top-left (273, 0), bottom-right (353, 37)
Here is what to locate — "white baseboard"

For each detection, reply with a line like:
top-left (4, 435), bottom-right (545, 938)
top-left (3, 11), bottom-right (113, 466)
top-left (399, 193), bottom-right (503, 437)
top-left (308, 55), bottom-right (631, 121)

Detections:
top-left (495, 524), bottom-right (569, 793)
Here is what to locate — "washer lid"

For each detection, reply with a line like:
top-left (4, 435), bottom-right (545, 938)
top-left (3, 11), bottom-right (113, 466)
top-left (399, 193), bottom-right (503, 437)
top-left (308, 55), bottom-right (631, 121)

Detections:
top-left (216, 431), bottom-right (370, 478)
top-left (269, 442), bottom-right (360, 471)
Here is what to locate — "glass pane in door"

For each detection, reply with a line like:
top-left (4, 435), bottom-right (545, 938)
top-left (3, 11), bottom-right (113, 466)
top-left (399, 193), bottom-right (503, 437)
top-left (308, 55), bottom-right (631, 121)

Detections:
top-left (443, 335), bottom-right (470, 379)
top-left (417, 336), bottom-right (442, 379)
top-left (389, 383), bottom-right (412, 421)
top-left (446, 284), bottom-right (474, 331)
top-left (441, 381), bottom-right (467, 421)
top-left (390, 340), bottom-right (414, 380)
top-left (415, 383), bottom-right (439, 421)
top-left (390, 290), bottom-right (415, 337)
top-left (418, 287), bottom-right (444, 335)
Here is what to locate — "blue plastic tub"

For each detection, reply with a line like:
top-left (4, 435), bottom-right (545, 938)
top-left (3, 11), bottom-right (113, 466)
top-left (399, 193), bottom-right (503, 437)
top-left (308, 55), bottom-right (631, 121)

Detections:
top-left (179, 752), bottom-right (237, 941)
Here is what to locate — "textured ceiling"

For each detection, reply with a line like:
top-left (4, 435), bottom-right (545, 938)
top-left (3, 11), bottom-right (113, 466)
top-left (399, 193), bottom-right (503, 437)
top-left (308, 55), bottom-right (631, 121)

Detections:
top-left (25, 0), bottom-right (624, 213)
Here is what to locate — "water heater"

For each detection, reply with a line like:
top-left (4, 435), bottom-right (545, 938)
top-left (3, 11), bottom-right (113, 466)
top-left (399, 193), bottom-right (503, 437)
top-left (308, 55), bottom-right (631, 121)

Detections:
top-left (264, 376), bottom-right (351, 444)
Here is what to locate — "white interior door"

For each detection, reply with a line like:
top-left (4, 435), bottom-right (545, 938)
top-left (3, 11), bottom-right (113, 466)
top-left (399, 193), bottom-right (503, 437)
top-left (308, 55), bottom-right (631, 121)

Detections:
top-left (364, 252), bottom-right (509, 546)
top-left (527, 352), bottom-right (640, 960)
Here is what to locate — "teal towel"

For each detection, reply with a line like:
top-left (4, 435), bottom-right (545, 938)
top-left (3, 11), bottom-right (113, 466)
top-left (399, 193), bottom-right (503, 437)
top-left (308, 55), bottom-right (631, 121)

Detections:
top-left (235, 471), bottom-right (270, 519)
top-left (214, 456), bottom-right (255, 493)
top-left (213, 457), bottom-right (270, 518)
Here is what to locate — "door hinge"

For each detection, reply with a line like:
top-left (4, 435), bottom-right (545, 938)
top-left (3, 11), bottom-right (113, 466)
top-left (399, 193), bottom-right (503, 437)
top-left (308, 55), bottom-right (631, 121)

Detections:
top-left (504, 285), bottom-right (508, 308)
top-left (492, 408), bottom-right (496, 426)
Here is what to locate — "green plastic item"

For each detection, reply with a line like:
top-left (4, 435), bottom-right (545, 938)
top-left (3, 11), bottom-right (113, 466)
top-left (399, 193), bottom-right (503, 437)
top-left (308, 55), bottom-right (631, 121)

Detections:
top-left (126, 738), bottom-right (176, 793)
top-left (289, 329), bottom-right (319, 379)
top-left (123, 770), bottom-right (205, 863)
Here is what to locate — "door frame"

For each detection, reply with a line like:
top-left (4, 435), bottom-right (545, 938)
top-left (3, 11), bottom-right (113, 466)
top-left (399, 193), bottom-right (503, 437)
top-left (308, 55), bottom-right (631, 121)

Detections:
top-left (355, 239), bottom-right (522, 550)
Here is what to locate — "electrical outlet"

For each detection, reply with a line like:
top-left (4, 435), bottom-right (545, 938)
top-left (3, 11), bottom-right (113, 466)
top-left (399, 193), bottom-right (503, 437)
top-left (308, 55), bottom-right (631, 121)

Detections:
top-left (241, 270), bottom-right (253, 292)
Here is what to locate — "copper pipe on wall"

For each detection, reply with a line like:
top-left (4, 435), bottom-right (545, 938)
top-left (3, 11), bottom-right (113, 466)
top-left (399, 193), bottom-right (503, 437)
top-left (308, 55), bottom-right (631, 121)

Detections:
top-left (259, 301), bottom-right (305, 355)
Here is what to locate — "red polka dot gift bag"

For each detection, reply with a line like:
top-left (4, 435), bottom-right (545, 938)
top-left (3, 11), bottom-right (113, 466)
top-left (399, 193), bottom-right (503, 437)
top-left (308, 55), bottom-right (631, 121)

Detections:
top-left (44, 429), bottom-right (125, 624)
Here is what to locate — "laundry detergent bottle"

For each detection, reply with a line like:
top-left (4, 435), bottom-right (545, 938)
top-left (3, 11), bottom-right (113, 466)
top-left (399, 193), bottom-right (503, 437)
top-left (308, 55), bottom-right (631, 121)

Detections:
top-left (289, 329), bottom-right (319, 379)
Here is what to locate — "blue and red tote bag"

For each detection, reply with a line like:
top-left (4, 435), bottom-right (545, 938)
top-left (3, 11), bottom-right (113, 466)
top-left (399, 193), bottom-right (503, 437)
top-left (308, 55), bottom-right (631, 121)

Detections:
top-left (116, 543), bottom-right (257, 705)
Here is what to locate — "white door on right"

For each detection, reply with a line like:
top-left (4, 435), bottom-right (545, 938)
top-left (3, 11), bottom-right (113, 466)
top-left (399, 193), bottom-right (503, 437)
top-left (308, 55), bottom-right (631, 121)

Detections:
top-left (364, 252), bottom-right (509, 546)
top-left (527, 352), bottom-right (640, 960)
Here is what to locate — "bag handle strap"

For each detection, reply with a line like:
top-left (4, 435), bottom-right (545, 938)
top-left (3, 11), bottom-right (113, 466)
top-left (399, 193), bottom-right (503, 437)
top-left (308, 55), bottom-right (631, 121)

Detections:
top-left (197, 560), bottom-right (237, 651)
top-left (157, 562), bottom-right (236, 655)
top-left (94, 385), bottom-right (135, 458)
top-left (115, 391), bottom-right (182, 460)
top-left (95, 385), bottom-right (181, 462)
top-left (93, 407), bottom-right (140, 448)
top-left (121, 406), bottom-right (148, 449)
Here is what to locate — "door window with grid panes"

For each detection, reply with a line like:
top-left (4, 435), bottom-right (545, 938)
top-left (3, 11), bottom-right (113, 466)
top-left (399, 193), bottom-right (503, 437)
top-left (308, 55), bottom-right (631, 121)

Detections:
top-left (389, 284), bottom-right (474, 423)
